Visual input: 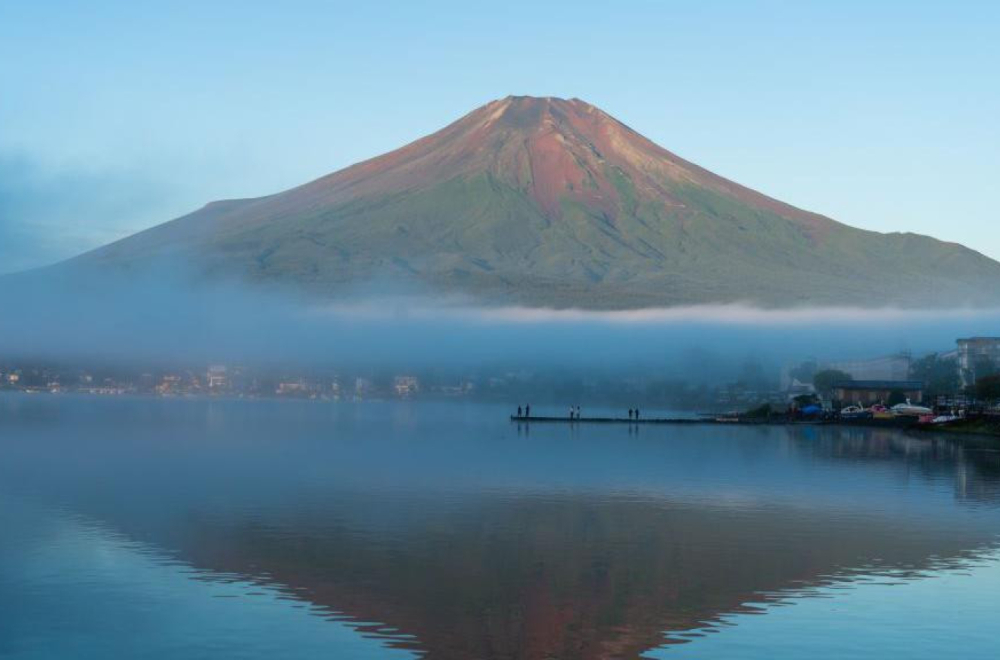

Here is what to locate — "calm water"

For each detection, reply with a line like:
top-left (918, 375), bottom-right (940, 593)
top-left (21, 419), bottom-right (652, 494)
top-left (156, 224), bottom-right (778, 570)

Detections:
top-left (2, 394), bottom-right (999, 659)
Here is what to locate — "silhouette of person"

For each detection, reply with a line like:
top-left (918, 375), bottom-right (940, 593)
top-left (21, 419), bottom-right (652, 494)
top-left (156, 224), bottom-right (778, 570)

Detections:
top-left (517, 405), bottom-right (522, 418)
top-left (569, 406), bottom-right (574, 420)
top-left (628, 408), bottom-right (633, 420)
top-left (525, 404), bottom-right (530, 418)
top-left (635, 407), bottom-right (640, 420)
top-left (576, 405), bottom-right (581, 420)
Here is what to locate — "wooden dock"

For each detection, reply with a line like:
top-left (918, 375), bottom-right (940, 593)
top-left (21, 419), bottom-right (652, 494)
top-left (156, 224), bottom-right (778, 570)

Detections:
top-left (510, 415), bottom-right (729, 425)
top-left (508, 415), bottom-right (917, 428)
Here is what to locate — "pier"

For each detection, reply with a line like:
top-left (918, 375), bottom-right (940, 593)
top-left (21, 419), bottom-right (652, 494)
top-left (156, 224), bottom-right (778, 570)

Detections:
top-left (510, 415), bottom-right (746, 425)
top-left (509, 415), bottom-right (921, 428)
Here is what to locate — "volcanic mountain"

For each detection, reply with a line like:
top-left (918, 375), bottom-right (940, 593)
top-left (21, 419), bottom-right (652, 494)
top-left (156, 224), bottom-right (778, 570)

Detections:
top-left (68, 96), bottom-right (1000, 308)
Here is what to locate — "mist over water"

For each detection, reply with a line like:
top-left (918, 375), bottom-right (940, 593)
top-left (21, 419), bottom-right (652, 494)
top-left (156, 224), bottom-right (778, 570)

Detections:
top-left (1, 265), bottom-right (996, 379)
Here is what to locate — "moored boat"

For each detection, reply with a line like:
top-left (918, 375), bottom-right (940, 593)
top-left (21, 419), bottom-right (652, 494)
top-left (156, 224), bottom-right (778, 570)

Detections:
top-left (890, 400), bottom-right (934, 417)
top-left (840, 404), bottom-right (873, 420)
top-left (869, 404), bottom-right (896, 420)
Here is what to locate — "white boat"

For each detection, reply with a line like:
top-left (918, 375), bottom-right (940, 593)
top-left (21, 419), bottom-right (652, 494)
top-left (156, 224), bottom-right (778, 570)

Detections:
top-left (840, 405), bottom-right (872, 419)
top-left (890, 400), bottom-right (933, 417)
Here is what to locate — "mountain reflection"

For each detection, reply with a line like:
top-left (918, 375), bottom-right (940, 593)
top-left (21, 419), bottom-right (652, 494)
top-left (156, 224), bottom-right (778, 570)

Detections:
top-left (176, 494), bottom-right (997, 660)
top-left (2, 397), bottom-right (1000, 660)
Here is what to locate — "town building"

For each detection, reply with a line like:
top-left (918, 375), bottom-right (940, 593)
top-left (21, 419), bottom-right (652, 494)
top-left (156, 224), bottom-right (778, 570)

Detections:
top-left (820, 353), bottom-right (912, 382)
top-left (786, 378), bottom-right (816, 400)
top-left (206, 365), bottom-right (228, 390)
top-left (354, 377), bottom-right (374, 398)
top-left (156, 375), bottom-right (182, 395)
top-left (394, 376), bottom-right (420, 397)
top-left (276, 380), bottom-right (307, 396)
top-left (831, 380), bottom-right (924, 406)
top-left (956, 337), bottom-right (1000, 388)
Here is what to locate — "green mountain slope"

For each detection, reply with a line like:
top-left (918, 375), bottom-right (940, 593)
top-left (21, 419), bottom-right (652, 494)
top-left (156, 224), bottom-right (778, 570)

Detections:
top-left (68, 96), bottom-right (1000, 308)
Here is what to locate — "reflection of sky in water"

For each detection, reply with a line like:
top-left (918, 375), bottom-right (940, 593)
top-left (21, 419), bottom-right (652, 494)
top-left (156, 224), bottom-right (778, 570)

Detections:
top-left (2, 394), bottom-right (1000, 659)
top-left (655, 550), bottom-right (1000, 658)
top-left (0, 499), bottom-right (417, 660)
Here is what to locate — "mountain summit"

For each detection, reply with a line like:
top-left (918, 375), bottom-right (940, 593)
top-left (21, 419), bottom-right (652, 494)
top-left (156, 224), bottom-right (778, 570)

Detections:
top-left (73, 96), bottom-right (1000, 308)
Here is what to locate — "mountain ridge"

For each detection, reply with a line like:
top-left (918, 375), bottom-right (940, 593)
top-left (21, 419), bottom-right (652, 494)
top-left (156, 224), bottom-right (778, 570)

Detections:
top-left (64, 96), bottom-right (1000, 309)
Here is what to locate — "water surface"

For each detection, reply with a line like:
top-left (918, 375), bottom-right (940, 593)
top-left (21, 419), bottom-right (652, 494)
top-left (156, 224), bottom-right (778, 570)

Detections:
top-left (2, 395), bottom-right (999, 658)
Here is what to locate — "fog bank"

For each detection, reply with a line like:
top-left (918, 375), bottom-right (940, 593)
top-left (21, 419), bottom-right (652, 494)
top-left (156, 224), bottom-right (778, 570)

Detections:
top-left (1, 267), bottom-right (996, 379)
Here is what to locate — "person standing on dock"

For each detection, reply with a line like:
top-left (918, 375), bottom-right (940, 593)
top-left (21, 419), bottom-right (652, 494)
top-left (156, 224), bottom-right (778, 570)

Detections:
top-left (517, 405), bottom-right (522, 418)
top-left (576, 405), bottom-right (581, 420)
top-left (525, 404), bottom-right (530, 418)
top-left (569, 406), bottom-right (575, 420)
top-left (635, 408), bottom-right (640, 420)
top-left (628, 408), bottom-right (633, 420)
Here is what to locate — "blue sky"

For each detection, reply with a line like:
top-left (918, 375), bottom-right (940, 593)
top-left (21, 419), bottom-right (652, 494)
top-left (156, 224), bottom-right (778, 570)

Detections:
top-left (1, 0), bottom-right (998, 272)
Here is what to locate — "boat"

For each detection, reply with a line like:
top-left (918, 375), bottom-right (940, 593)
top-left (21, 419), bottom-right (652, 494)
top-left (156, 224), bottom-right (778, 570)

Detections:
top-left (890, 400), bottom-right (934, 417)
top-left (799, 404), bottom-right (823, 417)
top-left (840, 405), bottom-right (872, 420)
top-left (869, 404), bottom-right (896, 420)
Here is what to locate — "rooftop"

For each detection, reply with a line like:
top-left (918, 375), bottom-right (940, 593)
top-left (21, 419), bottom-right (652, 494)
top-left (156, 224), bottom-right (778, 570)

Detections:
top-left (832, 380), bottom-right (924, 390)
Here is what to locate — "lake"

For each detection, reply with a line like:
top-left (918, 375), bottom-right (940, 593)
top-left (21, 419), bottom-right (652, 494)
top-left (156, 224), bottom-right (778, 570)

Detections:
top-left (1, 394), bottom-right (999, 659)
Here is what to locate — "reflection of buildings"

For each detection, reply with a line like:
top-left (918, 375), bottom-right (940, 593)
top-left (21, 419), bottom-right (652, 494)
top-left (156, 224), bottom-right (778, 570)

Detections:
top-left (788, 425), bottom-right (1000, 506)
top-left (957, 337), bottom-right (1000, 388)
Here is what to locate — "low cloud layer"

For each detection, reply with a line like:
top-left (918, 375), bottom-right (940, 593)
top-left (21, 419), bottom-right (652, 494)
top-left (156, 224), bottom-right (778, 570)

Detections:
top-left (1, 263), bottom-right (996, 381)
top-left (323, 299), bottom-right (1000, 327)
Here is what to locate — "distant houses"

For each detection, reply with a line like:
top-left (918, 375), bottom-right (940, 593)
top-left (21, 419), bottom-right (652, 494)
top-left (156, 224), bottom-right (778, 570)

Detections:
top-left (394, 376), bottom-right (420, 397)
top-left (831, 380), bottom-right (924, 407)
top-left (787, 339), bottom-right (1000, 407)
top-left (821, 353), bottom-right (912, 382)
top-left (206, 365), bottom-right (228, 390)
top-left (782, 353), bottom-right (911, 390)
top-left (957, 337), bottom-right (1000, 389)
top-left (276, 380), bottom-right (307, 396)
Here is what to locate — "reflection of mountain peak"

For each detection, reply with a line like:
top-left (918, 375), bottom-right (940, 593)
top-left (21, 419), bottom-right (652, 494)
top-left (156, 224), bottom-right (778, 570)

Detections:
top-left (179, 496), bottom-right (990, 659)
top-left (7, 396), bottom-right (1000, 659)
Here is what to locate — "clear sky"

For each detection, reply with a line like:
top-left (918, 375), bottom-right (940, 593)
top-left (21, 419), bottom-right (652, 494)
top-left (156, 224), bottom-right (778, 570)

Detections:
top-left (1, 0), bottom-right (998, 273)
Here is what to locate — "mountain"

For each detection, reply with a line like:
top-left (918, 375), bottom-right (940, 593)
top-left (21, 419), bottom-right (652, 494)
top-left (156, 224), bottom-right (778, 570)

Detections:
top-left (67, 96), bottom-right (1000, 308)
